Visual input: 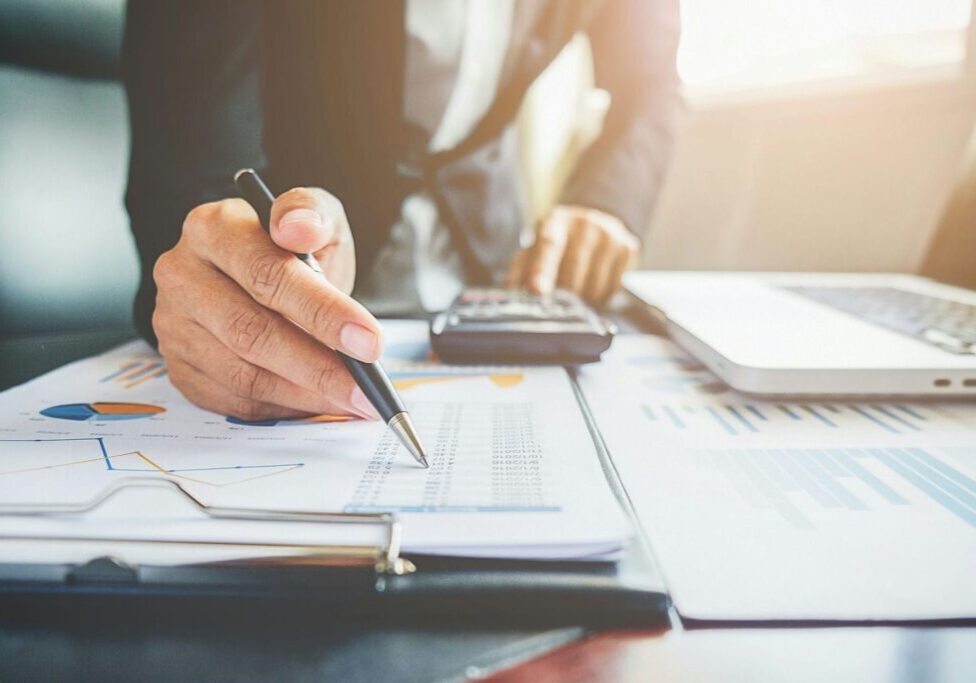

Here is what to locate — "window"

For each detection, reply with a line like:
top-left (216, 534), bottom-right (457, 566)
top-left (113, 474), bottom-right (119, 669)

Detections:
top-left (678, 0), bottom-right (973, 93)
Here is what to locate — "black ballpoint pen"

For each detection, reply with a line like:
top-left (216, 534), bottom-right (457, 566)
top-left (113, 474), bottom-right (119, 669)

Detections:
top-left (234, 168), bottom-right (429, 468)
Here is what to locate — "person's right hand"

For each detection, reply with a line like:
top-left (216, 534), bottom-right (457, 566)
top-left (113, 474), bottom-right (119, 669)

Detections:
top-left (152, 188), bottom-right (384, 422)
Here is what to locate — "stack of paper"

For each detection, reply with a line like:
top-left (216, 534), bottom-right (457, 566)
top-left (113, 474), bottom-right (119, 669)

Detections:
top-left (578, 334), bottom-right (976, 621)
top-left (0, 321), bottom-right (630, 564)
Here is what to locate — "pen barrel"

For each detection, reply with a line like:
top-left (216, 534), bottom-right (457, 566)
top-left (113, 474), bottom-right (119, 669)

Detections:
top-left (234, 168), bottom-right (275, 227)
top-left (338, 354), bottom-right (405, 422)
top-left (234, 168), bottom-right (411, 430)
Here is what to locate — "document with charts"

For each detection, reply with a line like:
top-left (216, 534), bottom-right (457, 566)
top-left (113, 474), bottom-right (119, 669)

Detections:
top-left (578, 334), bottom-right (976, 621)
top-left (0, 321), bottom-right (629, 563)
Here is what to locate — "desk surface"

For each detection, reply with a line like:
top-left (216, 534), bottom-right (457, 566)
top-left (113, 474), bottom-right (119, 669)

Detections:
top-left (4, 614), bottom-right (976, 682)
top-left (2, 306), bottom-right (974, 682)
top-left (486, 627), bottom-right (976, 683)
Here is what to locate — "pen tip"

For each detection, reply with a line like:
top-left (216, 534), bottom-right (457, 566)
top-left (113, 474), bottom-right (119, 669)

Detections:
top-left (388, 412), bottom-right (430, 469)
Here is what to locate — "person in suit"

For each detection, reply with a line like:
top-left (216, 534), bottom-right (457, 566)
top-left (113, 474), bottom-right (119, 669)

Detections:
top-left (123, 0), bottom-right (680, 421)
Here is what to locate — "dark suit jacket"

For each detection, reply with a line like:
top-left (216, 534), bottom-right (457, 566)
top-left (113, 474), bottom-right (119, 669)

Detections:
top-left (123, 0), bottom-right (680, 342)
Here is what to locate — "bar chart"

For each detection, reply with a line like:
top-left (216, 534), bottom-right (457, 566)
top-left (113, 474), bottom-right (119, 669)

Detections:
top-left (695, 446), bottom-right (976, 531)
top-left (640, 399), bottom-right (940, 436)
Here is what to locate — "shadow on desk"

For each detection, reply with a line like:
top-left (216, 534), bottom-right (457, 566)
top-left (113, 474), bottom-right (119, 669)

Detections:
top-left (0, 594), bottom-right (585, 683)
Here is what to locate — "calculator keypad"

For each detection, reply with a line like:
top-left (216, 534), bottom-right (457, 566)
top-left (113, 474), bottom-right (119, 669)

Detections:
top-left (431, 288), bottom-right (615, 364)
top-left (452, 289), bottom-right (589, 324)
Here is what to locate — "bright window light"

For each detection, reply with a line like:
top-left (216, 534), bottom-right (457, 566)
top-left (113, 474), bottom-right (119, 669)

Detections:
top-left (678, 0), bottom-right (972, 92)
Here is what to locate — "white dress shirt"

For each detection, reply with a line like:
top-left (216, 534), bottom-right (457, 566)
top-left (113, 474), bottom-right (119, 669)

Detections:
top-left (358, 0), bottom-right (514, 313)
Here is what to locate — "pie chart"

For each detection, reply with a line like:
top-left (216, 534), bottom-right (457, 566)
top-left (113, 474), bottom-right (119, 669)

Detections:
top-left (40, 402), bottom-right (165, 421)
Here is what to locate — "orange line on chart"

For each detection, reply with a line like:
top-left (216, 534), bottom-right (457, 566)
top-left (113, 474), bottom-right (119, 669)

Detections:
top-left (117, 361), bottom-right (158, 382)
top-left (0, 451), bottom-right (302, 488)
top-left (114, 450), bottom-right (304, 488)
top-left (0, 454), bottom-right (117, 476)
top-left (125, 365), bottom-right (168, 389)
top-left (121, 449), bottom-right (213, 486)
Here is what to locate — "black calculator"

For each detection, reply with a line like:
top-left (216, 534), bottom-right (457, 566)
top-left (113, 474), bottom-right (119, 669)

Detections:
top-left (430, 288), bottom-right (616, 364)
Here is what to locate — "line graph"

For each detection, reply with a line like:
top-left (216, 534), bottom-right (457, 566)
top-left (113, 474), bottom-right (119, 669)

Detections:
top-left (0, 438), bottom-right (303, 488)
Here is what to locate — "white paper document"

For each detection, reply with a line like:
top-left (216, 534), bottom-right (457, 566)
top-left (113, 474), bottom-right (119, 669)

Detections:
top-left (0, 321), bottom-right (629, 564)
top-left (578, 334), bottom-right (976, 621)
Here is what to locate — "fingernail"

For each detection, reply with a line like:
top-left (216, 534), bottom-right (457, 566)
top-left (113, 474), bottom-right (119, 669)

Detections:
top-left (351, 387), bottom-right (380, 420)
top-left (340, 323), bottom-right (380, 361)
top-left (278, 208), bottom-right (322, 227)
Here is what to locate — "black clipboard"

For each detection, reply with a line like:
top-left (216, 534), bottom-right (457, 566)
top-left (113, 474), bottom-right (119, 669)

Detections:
top-left (0, 372), bottom-right (670, 628)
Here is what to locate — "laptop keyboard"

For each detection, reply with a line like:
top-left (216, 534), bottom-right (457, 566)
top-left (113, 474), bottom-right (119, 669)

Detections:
top-left (783, 286), bottom-right (976, 355)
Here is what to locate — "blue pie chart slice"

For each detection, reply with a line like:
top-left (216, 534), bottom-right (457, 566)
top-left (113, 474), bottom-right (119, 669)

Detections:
top-left (40, 402), bottom-right (165, 421)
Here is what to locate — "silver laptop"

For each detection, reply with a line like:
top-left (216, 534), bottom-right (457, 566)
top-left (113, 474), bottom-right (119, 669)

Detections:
top-left (624, 271), bottom-right (976, 397)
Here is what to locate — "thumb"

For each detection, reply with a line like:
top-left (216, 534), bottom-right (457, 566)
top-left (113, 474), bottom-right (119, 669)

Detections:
top-left (269, 187), bottom-right (347, 253)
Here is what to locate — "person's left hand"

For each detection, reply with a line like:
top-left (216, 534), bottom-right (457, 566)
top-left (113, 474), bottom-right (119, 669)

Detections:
top-left (506, 205), bottom-right (640, 305)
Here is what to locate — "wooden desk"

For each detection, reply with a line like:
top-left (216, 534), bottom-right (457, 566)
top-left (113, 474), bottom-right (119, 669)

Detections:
top-left (487, 627), bottom-right (976, 682)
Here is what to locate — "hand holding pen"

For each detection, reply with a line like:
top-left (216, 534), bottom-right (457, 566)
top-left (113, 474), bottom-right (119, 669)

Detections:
top-left (148, 170), bottom-right (427, 466)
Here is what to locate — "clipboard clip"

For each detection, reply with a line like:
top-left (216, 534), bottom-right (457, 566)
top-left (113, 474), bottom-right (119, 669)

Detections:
top-left (0, 477), bottom-right (415, 576)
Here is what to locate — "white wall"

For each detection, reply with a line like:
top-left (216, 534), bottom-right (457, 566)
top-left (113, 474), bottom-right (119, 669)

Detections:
top-left (642, 74), bottom-right (976, 273)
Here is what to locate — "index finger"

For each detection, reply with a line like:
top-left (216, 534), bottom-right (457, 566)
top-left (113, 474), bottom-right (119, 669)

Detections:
top-left (183, 200), bottom-right (383, 362)
top-left (525, 215), bottom-right (571, 295)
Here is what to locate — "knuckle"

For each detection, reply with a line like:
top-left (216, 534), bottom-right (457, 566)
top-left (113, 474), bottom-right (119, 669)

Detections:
top-left (311, 360), bottom-right (342, 398)
top-left (151, 306), bottom-right (169, 343)
top-left (156, 334), bottom-right (178, 361)
top-left (226, 307), bottom-right (275, 358)
top-left (246, 251), bottom-right (291, 305)
top-left (166, 364), bottom-right (190, 393)
top-left (229, 397), bottom-right (264, 422)
top-left (215, 198), bottom-right (244, 222)
top-left (182, 202), bottom-right (218, 240)
top-left (155, 339), bottom-right (169, 359)
top-left (228, 361), bottom-right (263, 399)
top-left (303, 294), bottom-right (341, 342)
top-left (152, 251), bottom-right (180, 289)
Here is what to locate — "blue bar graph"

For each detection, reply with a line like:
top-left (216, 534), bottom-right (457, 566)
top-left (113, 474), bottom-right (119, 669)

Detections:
top-left (695, 447), bottom-right (976, 530)
top-left (662, 405), bottom-right (685, 428)
top-left (872, 406), bottom-right (922, 432)
top-left (802, 405), bottom-right (837, 428)
top-left (835, 449), bottom-right (909, 505)
top-left (778, 405), bottom-right (801, 420)
top-left (639, 399), bottom-right (931, 435)
top-left (725, 406), bottom-right (759, 433)
top-left (641, 404), bottom-right (657, 421)
top-left (706, 406), bottom-right (737, 435)
top-left (848, 406), bottom-right (900, 434)
top-left (745, 405), bottom-right (768, 421)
